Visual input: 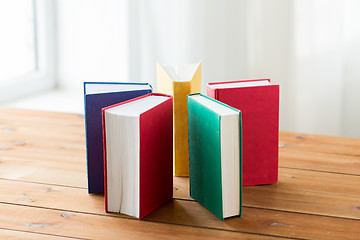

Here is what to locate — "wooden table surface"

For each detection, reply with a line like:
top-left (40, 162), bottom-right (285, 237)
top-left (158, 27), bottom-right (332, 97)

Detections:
top-left (0, 107), bottom-right (359, 240)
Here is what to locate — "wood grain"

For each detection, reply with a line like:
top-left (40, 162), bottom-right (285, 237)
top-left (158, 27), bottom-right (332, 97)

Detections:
top-left (279, 148), bottom-right (360, 175)
top-left (1, 170), bottom-right (360, 225)
top-left (0, 203), bottom-right (280, 240)
top-left (174, 168), bottom-right (360, 200)
top-left (0, 168), bottom-right (359, 219)
top-left (0, 228), bottom-right (80, 240)
top-left (1, 107), bottom-right (360, 240)
top-left (279, 131), bottom-right (360, 156)
top-left (145, 200), bottom-right (360, 240)
top-left (0, 162), bottom-right (87, 188)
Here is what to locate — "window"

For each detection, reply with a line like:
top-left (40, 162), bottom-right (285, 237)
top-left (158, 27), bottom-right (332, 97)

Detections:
top-left (0, 0), bottom-right (55, 102)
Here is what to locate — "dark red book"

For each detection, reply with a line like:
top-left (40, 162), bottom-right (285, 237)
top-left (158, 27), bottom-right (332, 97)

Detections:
top-left (207, 79), bottom-right (279, 186)
top-left (102, 93), bottom-right (173, 219)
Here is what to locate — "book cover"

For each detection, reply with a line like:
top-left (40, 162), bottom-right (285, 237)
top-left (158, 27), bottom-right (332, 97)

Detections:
top-left (84, 82), bottom-right (152, 193)
top-left (157, 62), bottom-right (201, 176)
top-left (188, 93), bottom-right (242, 220)
top-left (102, 93), bottom-right (173, 219)
top-left (207, 79), bottom-right (279, 186)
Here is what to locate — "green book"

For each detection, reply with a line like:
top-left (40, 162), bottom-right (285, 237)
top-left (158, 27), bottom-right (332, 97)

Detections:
top-left (187, 93), bottom-right (242, 220)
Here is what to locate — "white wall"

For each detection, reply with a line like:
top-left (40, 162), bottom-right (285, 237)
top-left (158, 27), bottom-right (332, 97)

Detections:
top-left (245, 0), bottom-right (345, 136)
top-left (342, 0), bottom-right (360, 137)
top-left (128, 0), bottom-right (249, 92)
top-left (56, 0), bottom-right (360, 138)
top-left (57, 0), bottom-right (129, 93)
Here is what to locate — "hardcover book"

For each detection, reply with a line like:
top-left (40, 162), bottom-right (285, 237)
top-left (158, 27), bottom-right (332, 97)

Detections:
top-left (187, 93), bottom-right (242, 220)
top-left (157, 62), bottom-right (201, 176)
top-left (207, 79), bottom-right (279, 186)
top-left (84, 82), bottom-right (152, 193)
top-left (102, 93), bottom-right (173, 219)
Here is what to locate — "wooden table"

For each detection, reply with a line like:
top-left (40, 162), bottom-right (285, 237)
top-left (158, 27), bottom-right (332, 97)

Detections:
top-left (0, 108), bottom-right (359, 240)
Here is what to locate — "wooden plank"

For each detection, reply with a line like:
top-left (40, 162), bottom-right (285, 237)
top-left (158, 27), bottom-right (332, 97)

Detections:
top-left (0, 108), bottom-right (87, 188)
top-left (279, 148), bottom-right (360, 175)
top-left (0, 149), bottom-right (84, 171)
top-left (279, 132), bottom-right (360, 156)
top-left (2, 108), bottom-right (360, 180)
top-left (0, 150), bottom-right (85, 171)
top-left (0, 107), bottom-right (84, 123)
top-left (243, 185), bottom-right (360, 220)
top-left (1, 173), bottom-right (360, 224)
top-left (1, 159), bottom-right (359, 203)
top-left (1, 107), bottom-right (360, 239)
top-left (0, 203), bottom-right (281, 240)
top-left (0, 146), bottom-right (84, 161)
top-left (0, 108), bottom-right (85, 153)
top-left (0, 127), bottom-right (85, 153)
top-left (2, 139), bottom-right (360, 181)
top-left (1, 178), bottom-right (359, 239)
top-left (174, 168), bottom-right (360, 199)
top-left (2, 109), bottom-right (360, 222)
top-left (0, 228), bottom-right (81, 240)
top-left (276, 168), bottom-right (360, 197)
top-left (0, 139), bottom-right (85, 155)
top-left (145, 200), bottom-right (360, 240)
top-left (0, 163), bottom-right (86, 188)
top-left (2, 108), bottom-right (360, 158)
top-left (2, 116), bottom-right (360, 198)
top-left (173, 171), bottom-right (360, 220)
top-left (0, 179), bottom-right (104, 216)
top-left (0, 121), bottom-right (85, 141)
top-left (173, 177), bottom-right (189, 200)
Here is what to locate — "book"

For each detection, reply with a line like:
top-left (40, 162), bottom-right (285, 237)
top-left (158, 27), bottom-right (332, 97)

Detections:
top-left (187, 93), bottom-right (242, 220)
top-left (157, 62), bottom-right (201, 176)
top-left (102, 93), bottom-right (173, 219)
top-left (207, 79), bottom-right (279, 186)
top-left (84, 82), bottom-right (152, 194)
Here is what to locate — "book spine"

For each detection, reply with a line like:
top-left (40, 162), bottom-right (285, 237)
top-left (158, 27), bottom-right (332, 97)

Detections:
top-left (173, 81), bottom-right (191, 176)
top-left (102, 109), bottom-right (109, 212)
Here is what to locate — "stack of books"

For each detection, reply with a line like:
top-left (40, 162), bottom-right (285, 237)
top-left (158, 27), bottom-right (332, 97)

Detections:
top-left (84, 63), bottom-right (279, 220)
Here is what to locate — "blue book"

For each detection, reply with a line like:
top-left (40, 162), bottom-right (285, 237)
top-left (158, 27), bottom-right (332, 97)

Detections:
top-left (84, 82), bottom-right (152, 193)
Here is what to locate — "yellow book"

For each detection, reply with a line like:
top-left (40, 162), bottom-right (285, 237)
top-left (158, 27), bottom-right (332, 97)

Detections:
top-left (157, 62), bottom-right (201, 176)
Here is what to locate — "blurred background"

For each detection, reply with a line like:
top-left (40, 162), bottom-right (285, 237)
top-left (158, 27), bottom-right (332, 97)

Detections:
top-left (1, 0), bottom-right (360, 138)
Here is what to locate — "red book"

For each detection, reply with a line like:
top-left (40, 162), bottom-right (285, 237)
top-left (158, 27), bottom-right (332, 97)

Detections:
top-left (102, 93), bottom-right (173, 219)
top-left (207, 79), bottom-right (279, 186)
